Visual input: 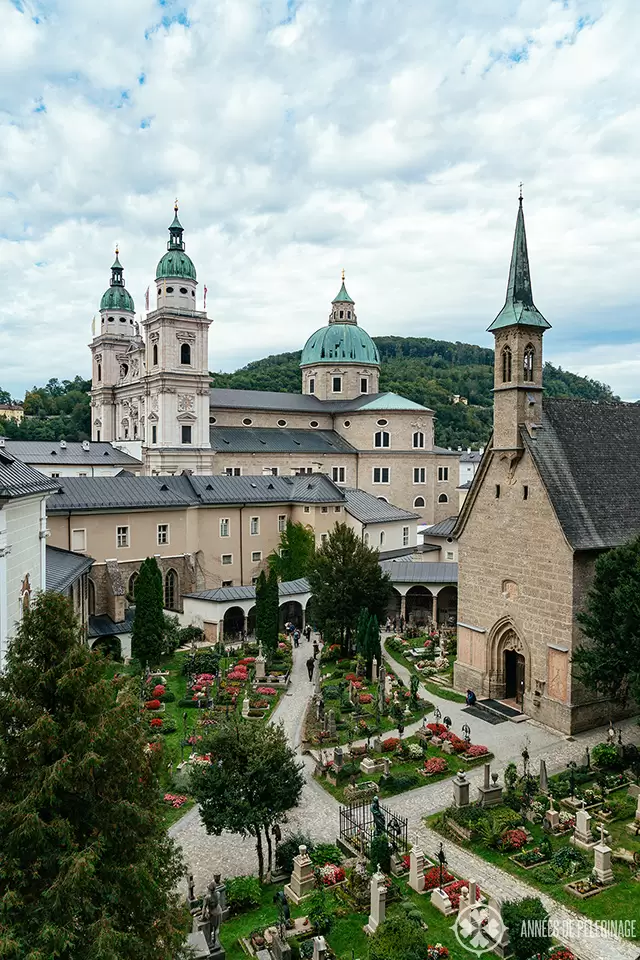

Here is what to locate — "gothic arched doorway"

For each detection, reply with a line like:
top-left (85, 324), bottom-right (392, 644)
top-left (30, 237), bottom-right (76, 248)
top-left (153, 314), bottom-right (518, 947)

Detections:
top-left (504, 649), bottom-right (525, 702)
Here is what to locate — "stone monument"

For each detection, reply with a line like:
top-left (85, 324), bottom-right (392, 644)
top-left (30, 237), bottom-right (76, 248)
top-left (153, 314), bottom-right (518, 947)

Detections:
top-left (284, 845), bottom-right (315, 904)
top-left (544, 797), bottom-right (560, 832)
top-left (255, 642), bottom-right (267, 680)
top-left (333, 746), bottom-right (344, 770)
top-left (364, 866), bottom-right (387, 934)
top-left (488, 898), bottom-right (510, 958)
top-left (539, 759), bottom-right (549, 794)
top-left (452, 771), bottom-right (470, 808)
top-left (372, 657), bottom-right (379, 682)
top-left (197, 879), bottom-right (226, 959)
top-left (572, 804), bottom-right (595, 850)
top-left (241, 695), bottom-right (250, 719)
top-left (477, 763), bottom-right (503, 807)
top-left (593, 824), bottom-right (614, 885)
top-left (408, 843), bottom-right (426, 894)
top-left (327, 709), bottom-right (337, 738)
top-left (312, 935), bottom-right (327, 959)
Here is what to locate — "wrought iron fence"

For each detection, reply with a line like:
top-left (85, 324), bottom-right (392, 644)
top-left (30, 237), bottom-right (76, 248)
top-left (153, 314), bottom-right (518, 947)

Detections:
top-left (339, 797), bottom-right (408, 858)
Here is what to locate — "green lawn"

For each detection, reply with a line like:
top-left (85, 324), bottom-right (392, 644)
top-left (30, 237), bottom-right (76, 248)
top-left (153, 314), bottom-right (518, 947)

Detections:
top-left (383, 640), bottom-right (465, 703)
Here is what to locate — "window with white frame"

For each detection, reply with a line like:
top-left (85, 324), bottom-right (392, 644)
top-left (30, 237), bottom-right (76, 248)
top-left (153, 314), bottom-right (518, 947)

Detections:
top-left (222, 579), bottom-right (233, 587)
top-left (293, 467), bottom-right (312, 475)
top-left (334, 506), bottom-right (341, 513)
top-left (332, 376), bottom-right (342, 393)
top-left (413, 496), bottom-right (425, 508)
top-left (321, 506), bottom-right (328, 514)
top-left (263, 466), bottom-right (279, 476)
top-left (413, 467), bottom-right (426, 484)
top-left (438, 493), bottom-right (449, 503)
top-left (278, 514), bottom-right (287, 532)
top-left (303, 506), bottom-right (310, 513)
top-left (157, 523), bottom-right (169, 545)
top-left (309, 377), bottom-right (315, 394)
top-left (332, 466), bottom-right (346, 484)
top-left (446, 551), bottom-right (454, 560)
top-left (71, 528), bottom-right (86, 552)
top-left (251, 576), bottom-right (259, 585)
top-left (379, 531), bottom-right (386, 546)
top-left (225, 467), bottom-right (241, 476)
top-left (412, 431), bottom-right (425, 448)
top-left (373, 466), bottom-right (390, 484)
top-left (250, 516), bottom-right (260, 535)
top-left (116, 526), bottom-right (129, 548)
top-left (251, 550), bottom-right (262, 562)
top-left (402, 526), bottom-right (410, 547)
top-left (220, 518), bottom-right (230, 537)
top-left (438, 466), bottom-right (449, 482)
top-left (360, 377), bottom-right (368, 393)
top-left (364, 532), bottom-right (370, 545)
top-left (221, 554), bottom-right (233, 565)
top-left (374, 430), bottom-right (390, 448)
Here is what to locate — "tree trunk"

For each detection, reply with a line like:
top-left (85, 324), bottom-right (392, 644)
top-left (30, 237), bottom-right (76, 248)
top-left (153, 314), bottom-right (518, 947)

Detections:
top-left (265, 824), bottom-right (273, 874)
top-left (255, 826), bottom-right (265, 881)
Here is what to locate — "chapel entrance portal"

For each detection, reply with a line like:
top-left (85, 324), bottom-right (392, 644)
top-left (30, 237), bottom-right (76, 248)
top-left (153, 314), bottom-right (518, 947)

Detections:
top-left (504, 650), bottom-right (525, 702)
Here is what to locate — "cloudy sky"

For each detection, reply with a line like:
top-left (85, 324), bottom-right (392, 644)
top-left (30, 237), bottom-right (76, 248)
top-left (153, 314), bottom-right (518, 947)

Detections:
top-left (1, 0), bottom-right (639, 399)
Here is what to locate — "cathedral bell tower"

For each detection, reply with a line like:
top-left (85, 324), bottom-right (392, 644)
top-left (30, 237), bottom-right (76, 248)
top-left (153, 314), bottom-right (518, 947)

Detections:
top-left (488, 191), bottom-right (551, 453)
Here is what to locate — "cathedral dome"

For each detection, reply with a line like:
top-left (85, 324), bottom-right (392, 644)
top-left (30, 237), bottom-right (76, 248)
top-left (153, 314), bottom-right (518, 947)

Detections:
top-left (100, 285), bottom-right (135, 312)
top-left (300, 322), bottom-right (380, 366)
top-left (156, 249), bottom-right (197, 281)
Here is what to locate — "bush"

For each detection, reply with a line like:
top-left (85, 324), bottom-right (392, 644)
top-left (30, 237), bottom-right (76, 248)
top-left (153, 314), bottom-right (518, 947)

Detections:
top-left (502, 897), bottom-right (551, 960)
top-left (306, 886), bottom-right (335, 934)
top-left (276, 833), bottom-right (315, 875)
top-left (310, 843), bottom-right (343, 867)
top-left (180, 650), bottom-right (221, 676)
top-left (225, 875), bottom-right (261, 915)
top-left (369, 834), bottom-right (391, 873)
top-left (159, 690), bottom-right (176, 703)
top-left (321, 684), bottom-right (341, 700)
top-left (369, 914), bottom-right (430, 960)
top-left (500, 828), bottom-right (528, 851)
top-left (551, 846), bottom-right (587, 877)
top-left (591, 743), bottom-right (624, 771)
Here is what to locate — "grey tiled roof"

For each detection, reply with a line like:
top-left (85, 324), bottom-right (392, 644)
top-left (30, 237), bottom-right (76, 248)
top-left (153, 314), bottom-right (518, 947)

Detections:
top-left (0, 449), bottom-right (59, 499)
top-left (209, 425), bottom-right (356, 454)
top-left (522, 399), bottom-right (640, 551)
top-left (88, 609), bottom-right (135, 638)
top-left (47, 473), bottom-right (346, 512)
top-left (185, 577), bottom-right (311, 603)
top-left (0, 440), bottom-right (141, 466)
top-left (459, 451), bottom-right (483, 463)
top-left (380, 561), bottom-right (458, 584)
top-left (210, 388), bottom-right (428, 414)
top-left (343, 488), bottom-right (420, 523)
top-left (425, 516), bottom-right (458, 538)
top-left (46, 545), bottom-right (94, 593)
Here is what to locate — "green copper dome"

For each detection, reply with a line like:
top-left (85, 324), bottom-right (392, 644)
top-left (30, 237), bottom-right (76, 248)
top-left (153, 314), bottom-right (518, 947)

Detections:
top-left (156, 249), bottom-right (197, 281)
top-left (300, 323), bottom-right (380, 366)
top-left (100, 286), bottom-right (135, 311)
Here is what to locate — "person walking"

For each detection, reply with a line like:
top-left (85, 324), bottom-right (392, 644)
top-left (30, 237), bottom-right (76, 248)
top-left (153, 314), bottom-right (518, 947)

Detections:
top-left (306, 657), bottom-right (315, 681)
top-left (313, 640), bottom-right (319, 660)
top-left (304, 624), bottom-right (312, 642)
top-left (293, 629), bottom-right (300, 648)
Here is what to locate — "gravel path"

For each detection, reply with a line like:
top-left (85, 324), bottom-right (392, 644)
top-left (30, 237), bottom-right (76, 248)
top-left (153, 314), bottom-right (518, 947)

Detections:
top-left (170, 637), bottom-right (640, 958)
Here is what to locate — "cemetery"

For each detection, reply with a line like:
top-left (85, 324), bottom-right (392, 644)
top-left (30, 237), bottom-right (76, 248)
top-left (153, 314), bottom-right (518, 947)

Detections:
top-left (383, 629), bottom-right (466, 703)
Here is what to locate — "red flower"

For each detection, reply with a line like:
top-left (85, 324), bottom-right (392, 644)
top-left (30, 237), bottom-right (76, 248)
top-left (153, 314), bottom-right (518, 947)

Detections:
top-left (427, 723), bottom-right (447, 736)
top-left (500, 829), bottom-right (528, 851)
top-left (423, 866), bottom-right (454, 890)
top-left (382, 737), bottom-right (400, 752)
top-left (465, 744), bottom-right (489, 757)
top-left (144, 699), bottom-right (161, 710)
top-left (152, 684), bottom-right (165, 697)
top-left (424, 757), bottom-right (448, 775)
top-left (149, 717), bottom-right (163, 728)
top-left (359, 693), bottom-right (373, 704)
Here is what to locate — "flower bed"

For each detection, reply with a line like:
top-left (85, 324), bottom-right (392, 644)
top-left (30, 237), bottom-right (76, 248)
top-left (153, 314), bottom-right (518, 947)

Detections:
top-left (149, 717), bottom-right (163, 728)
top-left (144, 699), bottom-right (162, 710)
top-left (256, 686), bottom-right (277, 695)
top-left (382, 737), bottom-right (400, 752)
top-left (445, 879), bottom-right (482, 910)
top-left (318, 863), bottom-right (346, 886)
top-left (510, 846), bottom-right (550, 869)
top-left (499, 828), bottom-right (528, 852)
top-left (423, 757), bottom-right (448, 776)
top-left (164, 793), bottom-right (189, 808)
top-left (359, 693), bottom-right (373, 704)
top-left (423, 865), bottom-right (455, 890)
top-left (565, 876), bottom-right (608, 899)
top-left (463, 744), bottom-right (489, 758)
top-left (426, 947), bottom-right (449, 959)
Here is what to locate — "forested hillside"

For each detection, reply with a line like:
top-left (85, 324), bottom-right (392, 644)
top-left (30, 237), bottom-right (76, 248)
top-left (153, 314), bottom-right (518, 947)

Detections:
top-left (212, 336), bottom-right (618, 448)
top-left (0, 338), bottom-right (617, 447)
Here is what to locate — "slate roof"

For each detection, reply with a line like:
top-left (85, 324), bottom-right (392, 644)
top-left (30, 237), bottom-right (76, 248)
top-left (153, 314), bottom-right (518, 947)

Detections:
top-left (209, 425), bottom-right (356, 454)
top-left (460, 451), bottom-right (483, 463)
top-left (0, 449), bottom-right (59, 500)
top-left (380, 561), bottom-right (458, 584)
top-left (209, 388), bottom-right (429, 414)
top-left (0, 440), bottom-right (141, 466)
top-left (522, 399), bottom-right (640, 551)
top-left (343, 488), bottom-right (420, 524)
top-left (425, 516), bottom-right (458, 538)
top-left (185, 577), bottom-right (311, 603)
top-left (88, 609), bottom-right (135, 638)
top-left (46, 545), bottom-right (94, 593)
top-left (46, 473), bottom-right (346, 512)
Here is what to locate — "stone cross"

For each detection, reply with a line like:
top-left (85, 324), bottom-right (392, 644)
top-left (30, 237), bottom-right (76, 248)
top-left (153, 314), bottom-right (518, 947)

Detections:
top-left (312, 935), bottom-right (327, 959)
top-left (594, 828), bottom-right (614, 885)
top-left (468, 879), bottom-right (477, 905)
top-left (574, 806), bottom-right (593, 847)
top-left (242, 695), bottom-right (250, 718)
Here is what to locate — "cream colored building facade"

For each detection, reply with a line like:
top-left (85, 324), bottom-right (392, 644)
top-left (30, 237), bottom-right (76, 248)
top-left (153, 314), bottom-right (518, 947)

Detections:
top-left (89, 209), bottom-right (460, 525)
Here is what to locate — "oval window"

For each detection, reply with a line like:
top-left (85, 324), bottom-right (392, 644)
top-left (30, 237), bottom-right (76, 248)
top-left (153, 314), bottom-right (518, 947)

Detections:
top-left (309, 420), bottom-right (319, 428)
top-left (191, 290), bottom-right (195, 296)
top-left (376, 418), bottom-right (388, 426)
top-left (166, 286), bottom-right (174, 293)
top-left (108, 316), bottom-right (114, 322)
top-left (180, 287), bottom-right (188, 294)
top-left (157, 288), bottom-right (161, 296)
top-left (209, 416), bottom-right (217, 424)
top-left (343, 420), bottom-right (351, 428)
top-left (119, 317), bottom-right (126, 322)
top-left (242, 417), bottom-right (253, 426)
top-left (277, 419), bottom-right (287, 427)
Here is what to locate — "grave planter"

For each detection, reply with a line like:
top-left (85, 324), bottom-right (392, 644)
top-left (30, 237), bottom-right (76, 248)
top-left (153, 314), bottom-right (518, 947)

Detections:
top-left (565, 877), bottom-right (609, 900)
top-left (460, 751), bottom-right (494, 764)
top-left (509, 850), bottom-right (551, 870)
top-left (443, 817), bottom-right (474, 841)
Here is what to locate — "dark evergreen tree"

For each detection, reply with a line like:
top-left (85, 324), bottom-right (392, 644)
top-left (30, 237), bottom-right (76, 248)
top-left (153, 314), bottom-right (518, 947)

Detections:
top-left (355, 609), bottom-right (382, 678)
top-left (132, 556), bottom-right (165, 667)
top-left (307, 523), bottom-right (390, 653)
top-left (256, 568), bottom-right (279, 658)
top-left (0, 592), bottom-right (186, 960)
top-left (268, 520), bottom-right (315, 581)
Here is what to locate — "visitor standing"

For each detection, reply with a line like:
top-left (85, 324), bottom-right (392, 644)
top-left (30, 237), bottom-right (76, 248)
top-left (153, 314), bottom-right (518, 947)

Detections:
top-left (306, 657), bottom-right (315, 681)
top-left (293, 629), bottom-right (300, 648)
top-left (304, 624), bottom-right (311, 642)
top-left (313, 641), bottom-right (319, 660)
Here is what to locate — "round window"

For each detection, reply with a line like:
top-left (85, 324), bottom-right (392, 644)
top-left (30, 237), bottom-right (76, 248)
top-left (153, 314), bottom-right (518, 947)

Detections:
top-left (242, 418), bottom-right (253, 426)
top-left (108, 316), bottom-right (114, 322)
top-left (376, 418), bottom-right (388, 426)
top-left (119, 317), bottom-right (126, 322)
top-left (277, 419), bottom-right (287, 427)
top-left (343, 420), bottom-right (351, 428)
top-left (166, 286), bottom-right (174, 293)
top-left (309, 420), bottom-right (319, 428)
top-left (209, 416), bottom-right (217, 424)
top-left (180, 287), bottom-right (188, 294)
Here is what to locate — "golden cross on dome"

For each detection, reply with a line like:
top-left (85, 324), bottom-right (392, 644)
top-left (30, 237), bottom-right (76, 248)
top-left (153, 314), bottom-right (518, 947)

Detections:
top-left (519, 182), bottom-right (523, 200)
top-left (341, 268), bottom-right (345, 282)
top-left (174, 198), bottom-right (179, 212)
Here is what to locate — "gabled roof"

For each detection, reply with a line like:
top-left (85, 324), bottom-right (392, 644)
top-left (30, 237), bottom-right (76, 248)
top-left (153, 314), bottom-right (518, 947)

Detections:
top-left (380, 560), bottom-right (458, 584)
top-left (209, 388), bottom-right (430, 414)
top-left (46, 546), bottom-right (94, 593)
top-left (522, 399), bottom-right (640, 551)
top-left (0, 450), bottom-right (59, 500)
top-left (89, 609), bottom-right (135, 638)
top-left (424, 516), bottom-right (458, 538)
top-left (209, 425), bottom-right (356, 455)
top-left (185, 577), bottom-right (311, 604)
top-left (0, 440), bottom-right (141, 466)
top-left (344, 488), bottom-right (420, 524)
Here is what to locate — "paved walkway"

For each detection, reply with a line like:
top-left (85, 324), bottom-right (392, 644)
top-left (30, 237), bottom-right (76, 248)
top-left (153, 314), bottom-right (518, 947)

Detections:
top-left (170, 637), bottom-right (640, 958)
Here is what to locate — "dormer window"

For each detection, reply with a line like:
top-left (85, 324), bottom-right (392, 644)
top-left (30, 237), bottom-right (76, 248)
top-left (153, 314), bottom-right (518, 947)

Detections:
top-left (309, 377), bottom-right (315, 394)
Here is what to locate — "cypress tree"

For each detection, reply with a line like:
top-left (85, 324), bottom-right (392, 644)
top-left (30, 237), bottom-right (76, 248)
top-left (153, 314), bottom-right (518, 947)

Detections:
top-left (0, 592), bottom-right (186, 959)
top-left (132, 556), bottom-right (165, 667)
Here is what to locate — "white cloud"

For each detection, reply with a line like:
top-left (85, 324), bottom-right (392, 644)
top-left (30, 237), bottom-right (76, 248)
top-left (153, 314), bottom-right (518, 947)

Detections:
top-left (0, 0), bottom-right (639, 400)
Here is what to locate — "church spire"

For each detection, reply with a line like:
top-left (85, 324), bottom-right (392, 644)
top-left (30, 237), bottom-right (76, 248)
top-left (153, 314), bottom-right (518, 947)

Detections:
top-left (168, 198), bottom-right (185, 252)
top-left (487, 191), bottom-right (551, 332)
top-left (110, 245), bottom-right (124, 287)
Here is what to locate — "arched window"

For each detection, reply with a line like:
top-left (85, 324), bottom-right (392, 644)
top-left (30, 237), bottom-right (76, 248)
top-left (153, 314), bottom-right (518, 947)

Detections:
top-left (413, 496), bottom-right (425, 508)
top-left (502, 345), bottom-right (512, 383)
top-left (164, 569), bottom-right (178, 610)
top-left (380, 531), bottom-right (386, 546)
top-left (374, 430), bottom-right (390, 448)
top-left (128, 571), bottom-right (138, 600)
top-left (412, 431), bottom-right (424, 449)
top-left (97, 363), bottom-right (101, 382)
top-left (180, 343), bottom-right (191, 365)
top-left (523, 344), bottom-right (534, 382)
top-left (438, 493), bottom-right (449, 503)
top-left (153, 343), bottom-right (158, 366)
top-left (364, 532), bottom-right (370, 546)
top-left (87, 578), bottom-right (96, 617)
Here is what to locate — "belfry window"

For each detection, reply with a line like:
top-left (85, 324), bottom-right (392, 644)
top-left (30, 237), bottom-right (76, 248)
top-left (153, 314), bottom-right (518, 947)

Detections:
top-left (339, 310), bottom-right (344, 318)
top-left (97, 363), bottom-right (102, 382)
top-left (153, 343), bottom-right (158, 366)
top-left (523, 344), bottom-right (534, 382)
top-left (502, 346), bottom-right (512, 383)
top-left (180, 343), bottom-right (191, 365)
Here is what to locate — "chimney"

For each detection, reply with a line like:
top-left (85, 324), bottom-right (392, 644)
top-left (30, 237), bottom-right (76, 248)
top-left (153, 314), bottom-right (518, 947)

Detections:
top-left (60, 440), bottom-right (67, 449)
top-left (82, 440), bottom-right (90, 451)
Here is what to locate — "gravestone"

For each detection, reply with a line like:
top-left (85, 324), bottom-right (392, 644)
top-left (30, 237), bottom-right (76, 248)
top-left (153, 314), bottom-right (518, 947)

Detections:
top-left (364, 867), bottom-right (387, 934)
top-left (539, 759), bottom-right (549, 794)
top-left (468, 879), bottom-right (478, 905)
top-left (333, 746), bottom-right (343, 770)
top-left (544, 796), bottom-right (560, 832)
top-left (383, 757), bottom-right (390, 777)
top-left (477, 763), bottom-right (503, 807)
top-left (452, 771), bottom-right (470, 808)
top-left (328, 710), bottom-right (336, 738)
top-left (312, 935), bottom-right (327, 959)
top-left (593, 825), bottom-right (614, 884)
top-left (185, 929), bottom-right (211, 959)
top-left (360, 756), bottom-right (384, 776)
top-left (271, 935), bottom-right (291, 960)
top-left (241, 695), bottom-right (250, 719)
top-left (573, 805), bottom-right (595, 850)
top-left (255, 643), bottom-right (266, 680)
top-left (372, 736), bottom-right (382, 754)
top-left (284, 845), bottom-right (315, 904)
top-left (430, 886), bottom-right (454, 916)
top-left (372, 657), bottom-right (379, 683)
top-left (488, 898), bottom-right (510, 958)
top-left (408, 844), bottom-right (425, 893)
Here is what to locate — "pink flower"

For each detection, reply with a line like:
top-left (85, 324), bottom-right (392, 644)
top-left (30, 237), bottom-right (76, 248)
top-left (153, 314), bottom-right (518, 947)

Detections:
top-left (256, 686), bottom-right (277, 695)
top-left (359, 693), bottom-right (373, 704)
top-left (424, 757), bottom-right (448, 775)
top-left (465, 744), bottom-right (489, 758)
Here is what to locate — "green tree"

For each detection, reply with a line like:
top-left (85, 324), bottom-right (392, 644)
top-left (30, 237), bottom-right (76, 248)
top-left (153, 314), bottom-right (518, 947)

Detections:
top-left (132, 557), bottom-right (165, 667)
top-left (190, 718), bottom-right (304, 881)
top-left (307, 523), bottom-right (390, 653)
top-left (268, 520), bottom-right (315, 581)
top-left (501, 897), bottom-right (551, 960)
top-left (0, 387), bottom-right (12, 404)
top-left (573, 534), bottom-right (640, 705)
top-left (256, 568), bottom-right (279, 658)
top-left (356, 608), bottom-right (381, 678)
top-left (0, 592), bottom-right (186, 960)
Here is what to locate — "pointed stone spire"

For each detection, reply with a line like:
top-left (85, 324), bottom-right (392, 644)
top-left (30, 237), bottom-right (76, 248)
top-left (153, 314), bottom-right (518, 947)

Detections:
top-left (487, 191), bottom-right (551, 332)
